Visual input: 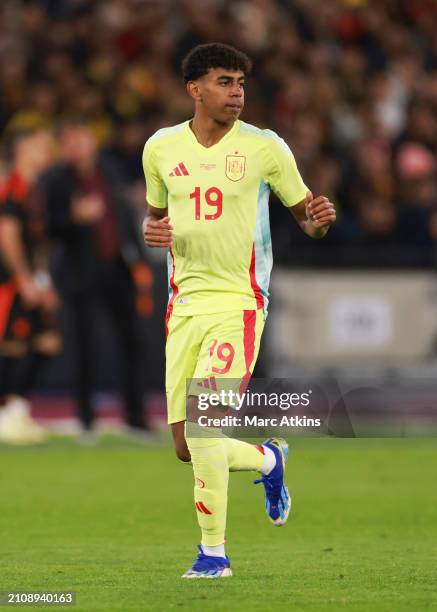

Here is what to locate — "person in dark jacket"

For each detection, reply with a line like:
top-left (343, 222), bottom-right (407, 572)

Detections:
top-left (41, 118), bottom-right (152, 434)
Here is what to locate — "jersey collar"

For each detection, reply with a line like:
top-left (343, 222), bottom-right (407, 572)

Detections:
top-left (184, 119), bottom-right (240, 154)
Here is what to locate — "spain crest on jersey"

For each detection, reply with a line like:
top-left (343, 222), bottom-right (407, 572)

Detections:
top-left (225, 155), bottom-right (246, 181)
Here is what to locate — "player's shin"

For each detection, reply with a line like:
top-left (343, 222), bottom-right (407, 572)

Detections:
top-left (185, 435), bottom-right (229, 547)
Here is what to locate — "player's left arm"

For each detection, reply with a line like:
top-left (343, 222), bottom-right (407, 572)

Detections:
top-left (290, 190), bottom-right (336, 239)
top-left (264, 133), bottom-right (336, 239)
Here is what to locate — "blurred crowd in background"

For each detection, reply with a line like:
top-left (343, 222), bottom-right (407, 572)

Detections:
top-left (1, 0), bottom-right (437, 442)
top-left (1, 0), bottom-right (437, 266)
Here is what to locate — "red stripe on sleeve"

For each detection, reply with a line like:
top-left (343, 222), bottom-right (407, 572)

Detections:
top-left (174, 166), bottom-right (182, 176)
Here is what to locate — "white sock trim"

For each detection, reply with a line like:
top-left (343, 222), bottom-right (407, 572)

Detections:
top-left (202, 543), bottom-right (226, 558)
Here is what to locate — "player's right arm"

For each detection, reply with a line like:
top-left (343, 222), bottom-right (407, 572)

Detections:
top-left (142, 207), bottom-right (173, 248)
top-left (142, 138), bottom-right (172, 248)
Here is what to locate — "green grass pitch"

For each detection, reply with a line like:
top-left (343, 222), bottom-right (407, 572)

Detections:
top-left (0, 437), bottom-right (436, 611)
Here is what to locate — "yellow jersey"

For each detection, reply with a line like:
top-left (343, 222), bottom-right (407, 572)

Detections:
top-left (142, 119), bottom-right (308, 317)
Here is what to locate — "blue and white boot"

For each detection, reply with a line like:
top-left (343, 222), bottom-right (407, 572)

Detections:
top-left (182, 545), bottom-right (232, 579)
top-left (254, 437), bottom-right (291, 526)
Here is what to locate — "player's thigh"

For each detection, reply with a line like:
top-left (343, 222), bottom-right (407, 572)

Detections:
top-left (165, 314), bottom-right (201, 425)
top-left (192, 309), bottom-right (264, 386)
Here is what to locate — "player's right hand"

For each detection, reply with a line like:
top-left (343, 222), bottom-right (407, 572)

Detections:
top-left (142, 215), bottom-right (173, 248)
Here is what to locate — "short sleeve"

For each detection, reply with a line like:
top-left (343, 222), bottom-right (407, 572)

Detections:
top-left (142, 139), bottom-right (168, 209)
top-left (263, 133), bottom-right (308, 207)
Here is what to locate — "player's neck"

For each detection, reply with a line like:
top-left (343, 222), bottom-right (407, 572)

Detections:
top-left (190, 114), bottom-right (235, 148)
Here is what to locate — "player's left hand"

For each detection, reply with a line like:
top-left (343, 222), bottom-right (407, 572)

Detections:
top-left (305, 191), bottom-right (336, 229)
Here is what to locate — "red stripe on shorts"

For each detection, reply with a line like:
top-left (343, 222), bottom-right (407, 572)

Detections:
top-left (240, 310), bottom-right (256, 394)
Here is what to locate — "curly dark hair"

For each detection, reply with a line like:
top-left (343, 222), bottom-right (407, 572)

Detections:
top-left (182, 43), bottom-right (252, 84)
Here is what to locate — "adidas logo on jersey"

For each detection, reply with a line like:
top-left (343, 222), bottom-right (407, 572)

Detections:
top-left (169, 162), bottom-right (189, 177)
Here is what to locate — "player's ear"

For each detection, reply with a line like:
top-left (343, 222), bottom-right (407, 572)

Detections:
top-left (186, 80), bottom-right (202, 102)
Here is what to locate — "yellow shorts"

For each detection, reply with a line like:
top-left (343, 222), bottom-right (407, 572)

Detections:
top-left (165, 310), bottom-right (265, 424)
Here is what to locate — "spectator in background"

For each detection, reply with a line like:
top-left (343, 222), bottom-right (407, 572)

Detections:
top-left (0, 126), bottom-right (60, 444)
top-left (396, 142), bottom-right (437, 265)
top-left (40, 118), bottom-right (152, 436)
top-left (0, 0), bottom-right (437, 267)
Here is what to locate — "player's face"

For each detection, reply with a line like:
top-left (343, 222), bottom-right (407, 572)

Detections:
top-left (194, 68), bottom-right (245, 124)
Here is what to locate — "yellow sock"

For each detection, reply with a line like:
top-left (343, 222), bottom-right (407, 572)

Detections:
top-left (221, 437), bottom-right (265, 472)
top-left (186, 434), bottom-right (265, 546)
top-left (186, 436), bottom-right (229, 546)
